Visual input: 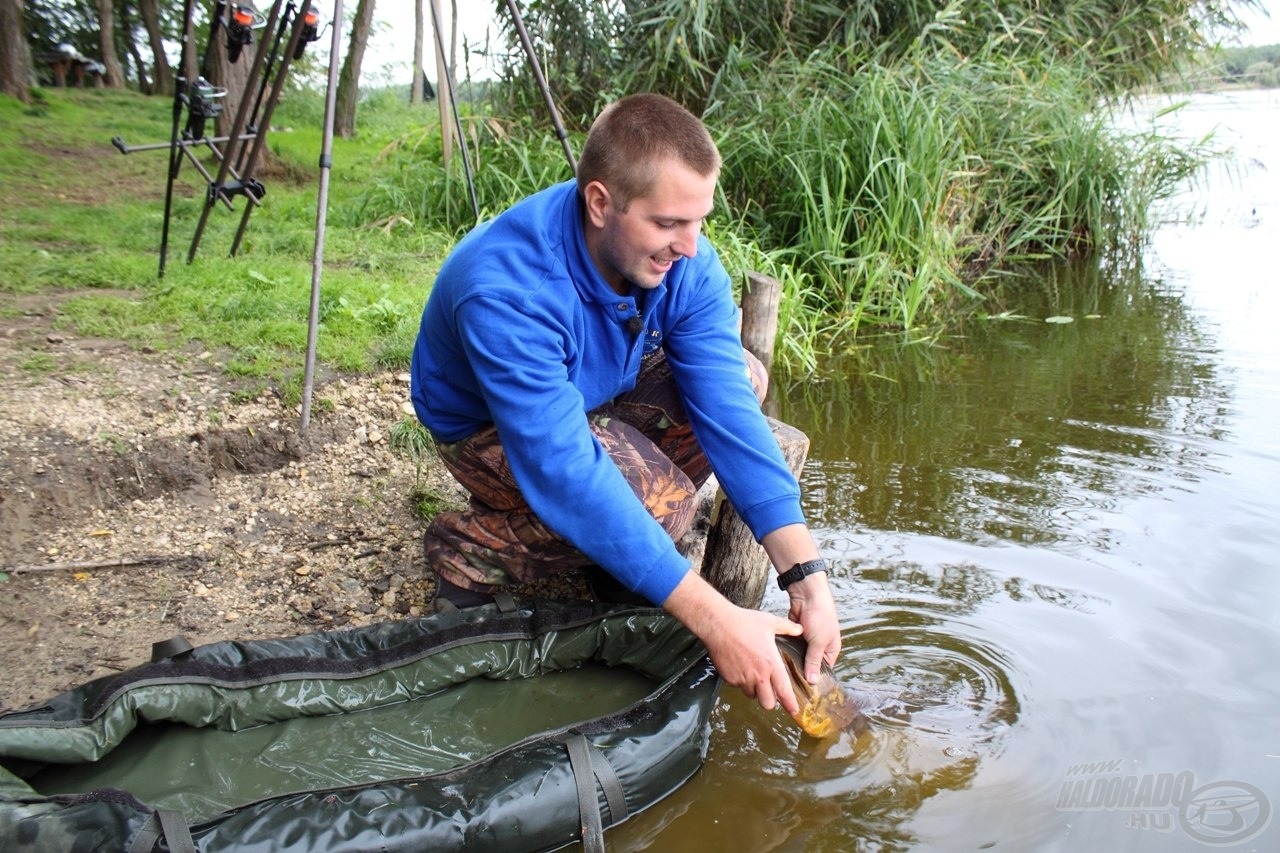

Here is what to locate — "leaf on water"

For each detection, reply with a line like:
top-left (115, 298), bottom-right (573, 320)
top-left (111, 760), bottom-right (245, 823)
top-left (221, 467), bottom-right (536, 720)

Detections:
top-left (1044, 315), bottom-right (1074, 324)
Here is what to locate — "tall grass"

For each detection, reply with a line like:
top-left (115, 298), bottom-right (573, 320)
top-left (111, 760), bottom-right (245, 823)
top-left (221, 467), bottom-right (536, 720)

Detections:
top-left (715, 58), bottom-right (975, 340)
top-left (703, 42), bottom-right (1211, 346)
top-left (342, 41), bottom-right (1210, 364)
top-left (463, 0), bottom-right (1235, 366)
top-left (348, 115), bottom-right (577, 236)
top-left (0, 52), bottom-right (1214, 384)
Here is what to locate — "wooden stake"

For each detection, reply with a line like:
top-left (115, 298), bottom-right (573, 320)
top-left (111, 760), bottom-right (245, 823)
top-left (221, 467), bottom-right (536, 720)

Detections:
top-left (740, 271), bottom-right (782, 374)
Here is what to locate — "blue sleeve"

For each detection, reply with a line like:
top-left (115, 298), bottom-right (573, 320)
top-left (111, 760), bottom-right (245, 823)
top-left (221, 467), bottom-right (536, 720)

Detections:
top-left (663, 251), bottom-right (805, 540)
top-left (455, 295), bottom-right (691, 604)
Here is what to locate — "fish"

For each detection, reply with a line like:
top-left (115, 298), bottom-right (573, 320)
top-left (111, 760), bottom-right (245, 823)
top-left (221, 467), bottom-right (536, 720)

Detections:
top-left (775, 635), bottom-right (871, 739)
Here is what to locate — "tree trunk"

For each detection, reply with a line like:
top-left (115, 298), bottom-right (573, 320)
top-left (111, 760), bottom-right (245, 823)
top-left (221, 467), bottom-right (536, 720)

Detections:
top-left (410, 0), bottom-right (424, 104)
top-left (334, 0), bottom-right (376, 138)
top-left (120, 0), bottom-right (152, 94)
top-left (0, 0), bottom-right (30, 103)
top-left (96, 0), bottom-right (126, 87)
top-left (701, 419), bottom-right (811, 609)
top-left (137, 0), bottom-right (175, 95)
top-left (449, 0), bottom-right (457, 88)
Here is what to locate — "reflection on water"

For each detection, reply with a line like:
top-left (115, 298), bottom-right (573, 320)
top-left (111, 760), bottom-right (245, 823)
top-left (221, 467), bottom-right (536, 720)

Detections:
top-left (778, 256), bottom-right (1233, 556)
top-left (612, 90), bottom-right (1280, 852)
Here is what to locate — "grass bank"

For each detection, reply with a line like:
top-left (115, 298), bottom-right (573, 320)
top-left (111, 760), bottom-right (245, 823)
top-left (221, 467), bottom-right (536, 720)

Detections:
top-left (1, 72), bottom-right (1210, 386)
top-left (0, 87), bottom-right (447, 401)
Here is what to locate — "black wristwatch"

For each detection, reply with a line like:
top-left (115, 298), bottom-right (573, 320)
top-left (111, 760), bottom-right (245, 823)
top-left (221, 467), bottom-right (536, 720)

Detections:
top-left (777, 558), bottom-right (828, 591)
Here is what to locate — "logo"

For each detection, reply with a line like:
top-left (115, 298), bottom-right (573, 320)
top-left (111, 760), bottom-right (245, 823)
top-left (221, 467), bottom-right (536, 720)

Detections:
top-left (1056, 760), bottom-right (1271, 846)
top-left (1181, 781), bottom-right (1272, 846)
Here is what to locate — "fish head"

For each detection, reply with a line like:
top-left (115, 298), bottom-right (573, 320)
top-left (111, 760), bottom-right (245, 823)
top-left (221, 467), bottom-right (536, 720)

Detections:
top-left (775, 635), bottom-right (870, 739)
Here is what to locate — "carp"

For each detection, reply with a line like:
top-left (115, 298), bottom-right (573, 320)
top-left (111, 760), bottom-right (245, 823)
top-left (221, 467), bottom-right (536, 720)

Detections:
top-left (775, 635), bottom-right (870, 739)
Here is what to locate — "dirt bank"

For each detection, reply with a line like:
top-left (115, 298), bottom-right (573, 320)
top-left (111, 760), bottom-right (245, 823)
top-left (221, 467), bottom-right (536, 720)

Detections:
top-left (0, 291), bottom-right (471, 713)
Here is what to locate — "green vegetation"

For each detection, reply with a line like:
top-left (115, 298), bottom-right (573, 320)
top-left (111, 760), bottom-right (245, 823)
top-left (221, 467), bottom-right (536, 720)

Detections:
top-left (369, 3), bottom-right (1223, 361)
top-left (0, 1), bottom-right (1244, 386)
top-left (389, 417), bottom-right (435, 489)
top-left (1169, 43), bottom-right (1280, 89)
top-left (388, 416), bottom-right (457, 521)
top-left (0, 87), bottom-right (447, 395)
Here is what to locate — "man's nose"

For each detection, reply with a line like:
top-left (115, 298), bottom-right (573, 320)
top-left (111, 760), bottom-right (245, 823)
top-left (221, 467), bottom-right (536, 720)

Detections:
top-left (671, 222), bottom-right (700, 258)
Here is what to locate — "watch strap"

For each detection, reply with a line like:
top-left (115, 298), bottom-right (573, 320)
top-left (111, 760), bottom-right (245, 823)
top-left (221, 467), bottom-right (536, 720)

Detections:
top-left (777, 558), bottom-right (828, 591)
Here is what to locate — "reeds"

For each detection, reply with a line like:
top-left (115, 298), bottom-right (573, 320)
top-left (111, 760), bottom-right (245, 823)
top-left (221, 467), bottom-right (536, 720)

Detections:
top-left (348, 2), bottom-right (1228, 370)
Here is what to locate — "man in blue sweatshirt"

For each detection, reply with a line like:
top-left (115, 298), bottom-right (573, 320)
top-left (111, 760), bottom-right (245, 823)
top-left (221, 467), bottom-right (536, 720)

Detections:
top-left (411, 93), bottom-right (839, 714)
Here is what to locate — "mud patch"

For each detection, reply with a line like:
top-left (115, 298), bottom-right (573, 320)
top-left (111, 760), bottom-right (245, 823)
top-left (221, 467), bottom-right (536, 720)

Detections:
top-left (0, 425), bottom-right (304, 556)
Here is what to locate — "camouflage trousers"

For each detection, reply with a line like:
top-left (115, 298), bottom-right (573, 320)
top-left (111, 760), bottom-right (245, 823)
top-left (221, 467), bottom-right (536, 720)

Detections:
top-left (425, 348), bottom-right (768, 593)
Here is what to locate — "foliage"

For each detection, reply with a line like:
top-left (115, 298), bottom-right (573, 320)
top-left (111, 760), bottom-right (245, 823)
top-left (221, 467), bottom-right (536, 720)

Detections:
top-left (490, 0), bottom-right (1255, 124)
top-left (2, 0), bottom-right (1250, 374)
top-left (389, 416), bottom-right (435, 492)
top-left (349, 111), bottom-right (576, 236)
top-left (1203, 42), bottom-right (1280, 87)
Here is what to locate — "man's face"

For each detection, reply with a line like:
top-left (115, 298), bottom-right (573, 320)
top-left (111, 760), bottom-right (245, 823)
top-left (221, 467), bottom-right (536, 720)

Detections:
top-left (583, 158), bottom-right (718, 295)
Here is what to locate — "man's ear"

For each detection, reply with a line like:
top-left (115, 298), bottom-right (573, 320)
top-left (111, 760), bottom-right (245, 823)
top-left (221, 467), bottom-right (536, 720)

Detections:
top-left (582, 180), bottom-right (612, 229)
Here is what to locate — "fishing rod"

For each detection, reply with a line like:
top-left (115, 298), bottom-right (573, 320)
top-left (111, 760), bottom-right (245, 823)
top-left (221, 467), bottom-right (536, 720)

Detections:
top-left (116, 0), bottom-right (321, 274)
top-left (185, 0), bottom-right (283, 262)
top-left (502, 0), bottom-right (576, 175)
top-left (237, 1), bottom-right (299, 173)
top-left (159, 0), bottom-right (197, 277)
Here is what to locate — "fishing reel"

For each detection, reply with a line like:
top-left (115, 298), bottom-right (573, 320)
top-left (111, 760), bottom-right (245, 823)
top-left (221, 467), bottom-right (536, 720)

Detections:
top-left (185, 77), bottom-right (227, 140)
top-left (225, 3), bottom-right (266, 63)
top-left (294, 6), bottom-right (326, 60)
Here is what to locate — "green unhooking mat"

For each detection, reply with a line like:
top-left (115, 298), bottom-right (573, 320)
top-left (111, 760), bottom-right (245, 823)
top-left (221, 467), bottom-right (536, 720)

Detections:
top-left (0, 599), bottom-right (719, 852)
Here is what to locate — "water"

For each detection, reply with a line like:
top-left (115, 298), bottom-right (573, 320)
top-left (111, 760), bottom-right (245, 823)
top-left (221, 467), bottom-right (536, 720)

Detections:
top-left (608, 89), bottom-right (1280, 851)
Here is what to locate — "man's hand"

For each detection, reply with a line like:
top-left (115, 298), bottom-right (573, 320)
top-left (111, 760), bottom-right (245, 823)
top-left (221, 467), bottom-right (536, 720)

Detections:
top-left (663, 571), bottom-right (805, 715)
top-left (784, 570), bottom-right (841, 684)
top-left (760, 523), bottom-right (843, 684)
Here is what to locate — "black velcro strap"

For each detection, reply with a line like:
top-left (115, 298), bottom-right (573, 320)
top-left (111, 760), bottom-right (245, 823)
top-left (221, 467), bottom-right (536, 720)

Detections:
top-left (492, 589), bottom-right (519, 613)
top-left (566, 733), bottom-right (605, 853)
top-left (587, 735), bottom-right (629, 825)
top-left (566, 731), bottom-right (630, 852)
top-left (127, 813), bottom-right (161, 853)
top-left (151, 635), bottom-right (194, 662)
top-left (128, 808), bottom-right (197, 853)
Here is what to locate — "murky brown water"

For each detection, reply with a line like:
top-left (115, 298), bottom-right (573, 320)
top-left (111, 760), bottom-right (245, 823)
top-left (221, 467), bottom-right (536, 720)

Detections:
top-left (608, 89), bottom-right (1280, 852)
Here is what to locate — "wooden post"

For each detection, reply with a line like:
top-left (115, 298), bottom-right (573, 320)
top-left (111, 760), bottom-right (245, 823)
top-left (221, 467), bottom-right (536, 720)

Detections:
top-left (740, 271), bottom-right (781, 375)
top-left (430, 0), bottom-right (453, 168)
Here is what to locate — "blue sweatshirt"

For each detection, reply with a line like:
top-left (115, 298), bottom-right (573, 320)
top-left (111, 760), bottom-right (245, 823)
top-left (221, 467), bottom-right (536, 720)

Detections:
top-left (410, 180), bottom-right (804, 604)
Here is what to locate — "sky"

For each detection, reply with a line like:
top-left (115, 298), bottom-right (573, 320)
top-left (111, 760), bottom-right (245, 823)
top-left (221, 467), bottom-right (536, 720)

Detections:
top-left (1232, 0), bottom-right (1280, 45)
top-left (318, 0), bottom-right (1279, 86)
top-left (306, 1), bottom-right (503, 86)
